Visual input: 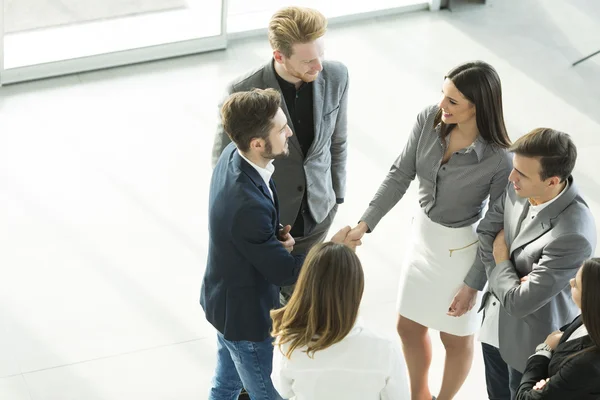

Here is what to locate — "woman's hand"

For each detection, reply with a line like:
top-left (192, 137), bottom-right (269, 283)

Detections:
top-left (544, 330), bottom-right (564, 351)
top-left (533, 378), bottom-right (549, 391)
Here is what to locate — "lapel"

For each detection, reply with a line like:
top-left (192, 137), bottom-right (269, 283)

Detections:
top-left (555, 316), bottom-right (593, 355)
top-left (234, 151), bottom-right (276, 205)
top-left (509, 176), bottom-right (578, 255)
top-left (507, 196), bottom-right (529, 252)
top-left (269, 178), bottom-right (280, 216)
top-left (262, 60), bottom-right (303, 154)
top-left (312, 72), bottom-right (326, 149)
top-left (560, 315), bottom-right (584, 343)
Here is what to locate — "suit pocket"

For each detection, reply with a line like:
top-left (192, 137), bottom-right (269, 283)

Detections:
top-left (323, 105), bottom-right (340, 117)
top-left (320, 106), bottom-right (340, 133)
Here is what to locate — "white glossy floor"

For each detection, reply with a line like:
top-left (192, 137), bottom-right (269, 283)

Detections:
top-left (1, 0), bottom-right (600, 399)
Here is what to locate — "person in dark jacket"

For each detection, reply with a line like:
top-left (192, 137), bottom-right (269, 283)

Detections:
top-left (201, 88), bottom-right (357, 400)
top-left (516, 257), bottom-right (600, 399)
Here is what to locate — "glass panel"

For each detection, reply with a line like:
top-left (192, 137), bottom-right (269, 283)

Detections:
top-left (3, 0), bottom-right (222, 69)
top-left (227, 0), bottom-right (426, 34)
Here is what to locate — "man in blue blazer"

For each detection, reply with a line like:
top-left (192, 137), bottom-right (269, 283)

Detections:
top-left (201, 88), bottom-right (356, 400)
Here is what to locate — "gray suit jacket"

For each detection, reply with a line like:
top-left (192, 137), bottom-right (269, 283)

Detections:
top-left (211, 60), bottom-right (349, 226)
top-left (465, 176), bottom-right (597, 372)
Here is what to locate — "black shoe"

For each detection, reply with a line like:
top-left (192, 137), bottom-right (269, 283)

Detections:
top-left (238, 389), bottom-right (250, 400)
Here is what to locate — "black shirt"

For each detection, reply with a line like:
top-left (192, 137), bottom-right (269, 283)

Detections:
top-left (275, 70), bottom-right (315, 157)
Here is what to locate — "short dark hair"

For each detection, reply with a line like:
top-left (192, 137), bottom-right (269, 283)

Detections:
top-left (221, 88), bottom-right (281, 152)
top-left (434, 61), bottom-right (511, 148)
top-left (509, 128), bottom-right (577, 182)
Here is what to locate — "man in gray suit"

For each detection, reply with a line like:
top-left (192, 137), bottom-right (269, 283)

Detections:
top-left (462, 128), bottom-right (596, 400)
top-left (212, 6), bottom-right (349, 302)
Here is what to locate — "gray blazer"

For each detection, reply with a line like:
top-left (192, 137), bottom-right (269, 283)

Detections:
top-left (211, 60), bottom-right (349, 226)
top-left (465, 177), bottom-right (597, 372)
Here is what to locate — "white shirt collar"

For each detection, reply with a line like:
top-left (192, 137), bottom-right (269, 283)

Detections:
top-left (238, 150), bottom-right (275, 188)
top-left (528, 180), bottom-right (569, 213)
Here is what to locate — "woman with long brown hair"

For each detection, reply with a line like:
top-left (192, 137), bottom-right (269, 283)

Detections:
top-left (348, 61), bottom-right (512, 400)
top-left (270, 242), bottom-right (409, 399)
top-left (516, 257), bottom-right (600, 399)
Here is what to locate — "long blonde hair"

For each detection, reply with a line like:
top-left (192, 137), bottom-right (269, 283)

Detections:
top-left (271, 242), bottom-right (364, 358)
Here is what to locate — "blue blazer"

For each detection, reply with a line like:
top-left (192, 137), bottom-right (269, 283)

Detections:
top-left (200, 143), bottom-right (304, 342)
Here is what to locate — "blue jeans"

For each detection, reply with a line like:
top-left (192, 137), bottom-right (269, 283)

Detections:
top-left (209, 333), bottom-right (283, 400)
top-left (482, 343), bottom-right (524, 400)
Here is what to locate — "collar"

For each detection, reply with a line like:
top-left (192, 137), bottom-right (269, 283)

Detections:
top-left (528, 180), bottom-right (569, 212)
top-left (443, 133), bottom-right (487, 162)
top-left (237, 150), bottom-right (275, 186)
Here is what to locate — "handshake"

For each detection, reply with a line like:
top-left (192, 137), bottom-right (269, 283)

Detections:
top-left (278, 221), bottom-right (370, 252)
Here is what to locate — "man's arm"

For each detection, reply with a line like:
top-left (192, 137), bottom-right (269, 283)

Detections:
top-left (211, 84), bottom-right (235, 168)
top-left (330, 68), bottom-right (349, 203)
top-left (231, 204), bottom-right (304, 287)
top-left (490, 233), bottom-right (593, 318)
top-left (463, 185), bottom-right (508, 290)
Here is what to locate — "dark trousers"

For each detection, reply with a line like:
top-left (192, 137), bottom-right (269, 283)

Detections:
top-left (482, 343), bottom-right (524, 400)
top-left (280, 204), bottom-right (338, 304)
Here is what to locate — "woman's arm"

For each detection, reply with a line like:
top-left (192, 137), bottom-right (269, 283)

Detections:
top-left (516, 353), bottom-right (598, 400)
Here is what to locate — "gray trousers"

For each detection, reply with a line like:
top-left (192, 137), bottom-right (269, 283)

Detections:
top-left (279, 204), bottom-right (338, 304)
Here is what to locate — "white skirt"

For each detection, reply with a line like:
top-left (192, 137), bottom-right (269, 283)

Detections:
top-left (396, 211), bottom-right (483, 336)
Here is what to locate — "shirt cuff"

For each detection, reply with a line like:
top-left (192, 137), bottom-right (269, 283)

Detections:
top-left (529, 350), bottom-right (553, 360)
top-left (336, 198), bottom-right (344, 204)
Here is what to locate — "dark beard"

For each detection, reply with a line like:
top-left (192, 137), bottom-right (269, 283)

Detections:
top-left (263, 137), bottom-right (289, 160)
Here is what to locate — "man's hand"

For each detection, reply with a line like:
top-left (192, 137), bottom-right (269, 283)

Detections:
top-left (493, 229), bottom-right (510, 263)
top-left (278, 224), bottom-right (295, 253)
top-left (448, 284), bottom-right (478, 317)
top-left (533, 378), bottom-right (549, 391)
top-left (520, 274), bottom-right (530, 284)
top-left (544, 330), bottom-right (564, 351)
top-left (330, 225), bottom-right (362, 251)
top-left (348, 221), bottom-right (369, 242)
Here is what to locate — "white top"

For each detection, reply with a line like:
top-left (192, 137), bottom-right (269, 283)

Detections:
top-left (567, 324), bottom-right (588, 342)
top-left (238, 150), bottom-right (275, 200)
top-left (532, 322), bottom-right (588, 360)
top-left (478, 292), bottom-right (501, 348)
top-left (479, 182), bottom-right (570, 348)
top-left (271, 318), bottom-right (410, 400)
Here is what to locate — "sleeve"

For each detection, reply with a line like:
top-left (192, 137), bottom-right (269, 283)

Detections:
top-left (463, 185), bottom-right (508, 290)
top-left (359, 107), bottom-right (431, 232)
top-left (489, 151), bottom-right (513, 206)
top-left (516, 354), bottom-right (598, 400)
top-left (211, 83), bottom-right (235, 168)
top-left (330, 66), bottom-right (349, 200)
top-left (381, 341), bottom-right (411, 400)
top-left (271, 345), bottom-right (295, 399)
top-left (231, 204), bottom-right (304, 287)
top-left (489, 233), bottom-right (593, 318)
